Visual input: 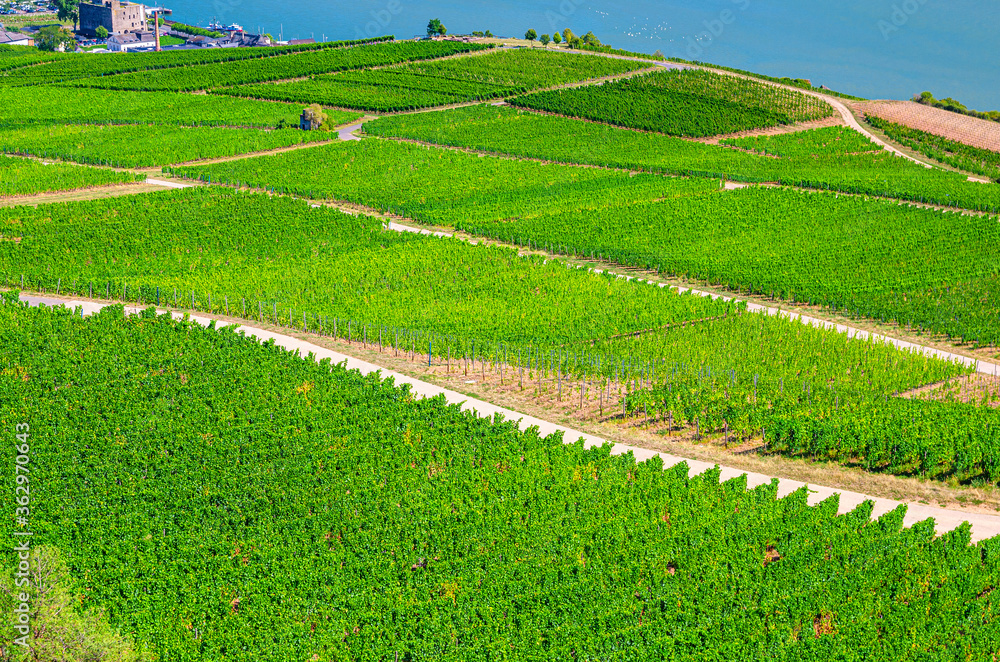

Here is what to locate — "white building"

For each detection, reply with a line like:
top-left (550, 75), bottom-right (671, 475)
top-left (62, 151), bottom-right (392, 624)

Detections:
top-left (0, 25), bottom-right (34, 47)
top-left (106, 30), bottom-right (157, 51)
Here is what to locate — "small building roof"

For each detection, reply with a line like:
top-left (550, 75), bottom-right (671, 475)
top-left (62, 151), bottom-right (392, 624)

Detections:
top-left (108, 30), bottom-right (155, 44)
top-left (0, 30), bottom-right (32, 45)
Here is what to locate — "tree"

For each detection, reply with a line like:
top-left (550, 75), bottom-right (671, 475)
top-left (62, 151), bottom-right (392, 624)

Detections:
top-left (95, 25), bottom-right (108, 40)
top-left (484, 30), bottom-right (493, 38)
top-left (426, 18), bottom-right (446, 37)
top-left (53, 0), bottom-right (80, 31)
top-left (653, 49), bottom-right (665, 60)
top-left (582, 31), bottom-right (601, 46)
top-left (540, 34), bottom-right (550, 47)
top-left (301, 104), bottom-right (329, 130)
top-left (562, 28), bottom-right (575, 44)
top-left (36, 25), bottom-right (76, 52)
top-left (551, 31), bottom-right (561, 45)
top-left (524, 28), bottom-right (537, 45)
top-left (0, 546), bottom-right (144, 661)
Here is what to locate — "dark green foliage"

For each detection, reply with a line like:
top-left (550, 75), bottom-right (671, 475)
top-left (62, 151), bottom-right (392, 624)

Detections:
top-left (456, 183), bottom-right (1000, 346)
top-left (0, 36), bottom-right (393, 87)
top-left (0, 85), bottom-right (353, 129)
top-left (169, 21), bottom-right (225, 39)
top-left (915, 91), bottom-right (1000, 123)
top-left (217, 49), bottom-right (648, 113)
top-left (366, 106), bottom-right (1000, 213)
top-left (71, 41), bottom-right (489, 93)
top-left (512, 68), bottom-right (832, 137)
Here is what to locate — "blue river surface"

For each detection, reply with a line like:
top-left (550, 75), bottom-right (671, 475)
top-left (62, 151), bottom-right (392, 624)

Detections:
top-left (161, 0), bottom-right (1000, 109)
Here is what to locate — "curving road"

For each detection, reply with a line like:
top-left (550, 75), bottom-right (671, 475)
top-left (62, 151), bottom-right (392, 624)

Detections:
top-left (18, 293), bottom-right (1000, 542)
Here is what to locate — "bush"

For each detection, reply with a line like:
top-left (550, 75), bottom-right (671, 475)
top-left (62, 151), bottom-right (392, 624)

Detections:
top-left (170, 22), bottom-right (225, 39)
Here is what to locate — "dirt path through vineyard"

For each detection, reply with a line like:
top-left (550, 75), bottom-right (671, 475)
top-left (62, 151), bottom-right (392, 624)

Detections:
top-left (18, 292), bottom-right (1000, 543)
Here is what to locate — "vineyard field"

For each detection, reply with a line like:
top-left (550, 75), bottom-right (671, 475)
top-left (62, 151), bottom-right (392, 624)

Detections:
top-left (2, 297), bottom-right (998, 659)
top-left (721, 126), bottom-right (882, 156)
top-left (0, 86), bottom-right (352, 129)
top-left (69, 41), bottom-right (492, 93)
top-left (0, 123), bottom-right (335, 168)
top-left (166, 137), bottom-right (721, 226)
top-left (599, 314), bottom-right (1000, 482)
top-left (511, 68), bottom-right (833, 137)
top-left (366, 106), bottom-right (1000, 212)
top-left (218, 48), bottom-right (650, 112)
top-left (4, 188), bottom-right (995, 481)
top-left (0, 49), bottom-right (64, 73)
top-left (0, 155), bottom-right (142, 197)
top-left (0, 188), bottom-right (734, 347)
top-left (458, 185), bottom-right (1000, 346)
top-left (0, 36), bottom-right (391, 87)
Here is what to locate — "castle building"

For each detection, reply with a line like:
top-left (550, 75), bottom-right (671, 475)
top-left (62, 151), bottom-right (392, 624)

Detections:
top-left (80, 1), bottom-right (147, 38)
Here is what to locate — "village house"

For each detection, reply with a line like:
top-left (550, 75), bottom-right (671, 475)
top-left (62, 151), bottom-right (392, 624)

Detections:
top-left (0, 25), bottom-right (34, 47)
top-left (107, 30), bottom-right (157, 51)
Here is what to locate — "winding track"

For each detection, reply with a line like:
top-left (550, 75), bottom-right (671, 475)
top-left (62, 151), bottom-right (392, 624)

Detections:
top-left (19, 292), bottom-right (1000, 542)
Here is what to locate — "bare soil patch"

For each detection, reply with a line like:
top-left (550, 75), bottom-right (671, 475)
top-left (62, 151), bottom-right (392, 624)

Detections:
top-left (0, 182), bottom-right (177, 208)
top-left (692, 114), bottom-right (844, 144)
top-left (853, 100), bottom-right (1000, 153)
top-left (901, 373), bottom-right (1000, 408)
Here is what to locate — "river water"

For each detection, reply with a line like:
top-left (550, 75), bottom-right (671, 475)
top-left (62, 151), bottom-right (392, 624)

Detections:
top-left (162, 0), bottom-right (1000, 109)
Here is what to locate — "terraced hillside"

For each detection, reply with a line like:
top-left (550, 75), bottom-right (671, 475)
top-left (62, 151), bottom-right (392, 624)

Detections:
top-left (2, 37), bottom-right (1000, 660)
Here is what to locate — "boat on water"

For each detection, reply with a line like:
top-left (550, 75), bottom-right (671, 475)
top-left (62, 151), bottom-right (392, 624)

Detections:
top-left (205, 19), bottom-right (242, 32)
